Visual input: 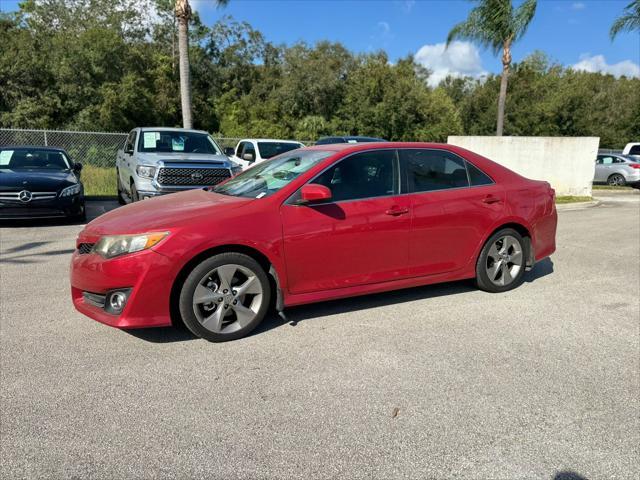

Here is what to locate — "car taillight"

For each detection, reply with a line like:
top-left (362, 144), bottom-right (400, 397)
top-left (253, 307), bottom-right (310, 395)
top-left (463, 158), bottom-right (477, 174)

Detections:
top-left (629, 163), bottom-right (640, 169)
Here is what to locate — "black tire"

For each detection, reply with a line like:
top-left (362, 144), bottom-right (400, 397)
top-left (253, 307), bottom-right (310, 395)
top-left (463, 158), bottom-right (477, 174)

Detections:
top-left (70, 204), bottom-right (86, 223)
top-left (116, 172), bottom-right (126, 205)
top-left (607, 174), bottom-right (626, 186)
top-left (475, 228), bottom-right (527, 293)
top-left (130, 181), bottom-right (139, 202)
top-left (178, 253), bottom-right (271, 342)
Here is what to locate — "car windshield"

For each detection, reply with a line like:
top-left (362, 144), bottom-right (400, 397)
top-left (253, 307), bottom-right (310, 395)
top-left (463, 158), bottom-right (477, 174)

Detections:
top-left (257, 142), bottom-right (302, 159)
top-left (214, 150), bottom-right (332, 198)
top-left (0, 148), bottom-right (71, 170)
top-left (138, 131), bottom-right (222, 154)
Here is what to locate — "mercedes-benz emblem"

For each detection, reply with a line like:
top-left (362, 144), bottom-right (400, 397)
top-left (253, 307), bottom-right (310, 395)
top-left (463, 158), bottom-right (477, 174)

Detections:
top-left (18, 190), bottom-right (33, 203)
top-left (191, 172), bottom-right (204, 181)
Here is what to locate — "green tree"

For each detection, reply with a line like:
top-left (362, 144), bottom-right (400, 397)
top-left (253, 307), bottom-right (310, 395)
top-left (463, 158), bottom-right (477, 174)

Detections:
top-left (447, 0), bottom-right (537, 136)
top-left (610, 0), bottom-right (640, 39)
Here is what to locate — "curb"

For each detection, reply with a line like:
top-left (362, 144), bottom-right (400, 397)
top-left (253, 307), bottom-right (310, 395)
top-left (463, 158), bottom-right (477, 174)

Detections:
top-left (556, 200), bottom-right (601, 211)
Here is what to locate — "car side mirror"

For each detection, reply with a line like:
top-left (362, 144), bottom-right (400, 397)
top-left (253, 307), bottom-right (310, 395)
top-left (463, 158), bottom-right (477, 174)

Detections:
top-left (242, 152), bottom-right (255, 162)
top-left (299, 184), bottom-right (332, 204)
top-left (224, 147), bottom-right (235, 157)
top-left (73, 162), bottom-right (83, 173)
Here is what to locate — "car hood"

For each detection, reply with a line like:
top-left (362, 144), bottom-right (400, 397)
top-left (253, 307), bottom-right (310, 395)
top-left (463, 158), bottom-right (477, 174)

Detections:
top-left (83, 189), bottom-right (252, 236)
top-left (0, 169), bottom-right (78, 191)
top-left (134, 152), bottom-right (233, 166)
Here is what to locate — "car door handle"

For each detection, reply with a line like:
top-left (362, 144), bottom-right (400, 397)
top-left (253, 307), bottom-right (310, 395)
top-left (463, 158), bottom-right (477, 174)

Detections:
top-left (385, 207), bottom-right (409, 216)
top-left (482, 195), bottom-right (502, 204)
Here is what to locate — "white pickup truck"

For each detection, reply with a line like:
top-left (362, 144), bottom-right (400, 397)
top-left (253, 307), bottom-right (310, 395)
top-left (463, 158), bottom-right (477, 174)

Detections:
top-left (116, 127), bottom-right (242, 203)
top-left (227, 139), bottom-right (304, 170)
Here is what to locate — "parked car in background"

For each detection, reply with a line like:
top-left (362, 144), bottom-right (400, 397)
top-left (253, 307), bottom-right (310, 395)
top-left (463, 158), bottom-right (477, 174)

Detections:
top-left (116, 127), bottom-right (242, 204)
top-left (622, 142), bottom-right (640, 160)
top-left (0, 146), bottom-right (85, 220)
top-left (315, 136), bottom-right (388, 145)
top-left (227, 139), bottom-right (304, 170)
top-left (594, 153), bottom-right (640, 187)
top-left (71, 142), bottom-right (557, 342)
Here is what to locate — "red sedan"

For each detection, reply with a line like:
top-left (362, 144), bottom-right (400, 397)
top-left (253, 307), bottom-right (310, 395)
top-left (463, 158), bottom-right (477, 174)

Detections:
top-left (70, 143), bottom-right (557, 341)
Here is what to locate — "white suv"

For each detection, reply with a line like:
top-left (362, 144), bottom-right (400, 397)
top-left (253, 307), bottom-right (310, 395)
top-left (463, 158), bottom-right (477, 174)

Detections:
top-left (116, 127), bottom-right (241, 203)
top-left (229, 139), bottom-right (304, 170)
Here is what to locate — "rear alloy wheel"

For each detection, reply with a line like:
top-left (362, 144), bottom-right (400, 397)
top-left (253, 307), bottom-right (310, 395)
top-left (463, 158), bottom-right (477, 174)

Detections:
top-left (178, 253), bottom-right (271, 342)
top-left (607, 174), bottom-right (626, 186)
top-left (476, 228), bottom-right (526, 293)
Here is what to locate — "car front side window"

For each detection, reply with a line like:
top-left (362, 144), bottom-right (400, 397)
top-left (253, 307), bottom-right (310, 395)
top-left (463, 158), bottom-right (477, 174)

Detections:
top-left (312, 150), bottom-right (397, 202)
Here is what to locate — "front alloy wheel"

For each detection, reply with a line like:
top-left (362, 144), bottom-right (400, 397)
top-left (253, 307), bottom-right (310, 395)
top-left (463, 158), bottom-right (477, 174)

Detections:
top-left (179, 253), bottom-right (271, 341)
top-left (476, 228), bottom-right (526, 293)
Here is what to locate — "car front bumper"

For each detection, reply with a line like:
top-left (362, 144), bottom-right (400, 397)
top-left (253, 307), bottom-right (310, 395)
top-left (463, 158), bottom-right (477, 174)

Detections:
top-left (70, 247), bottom-right (175, 329)
top-left (0, 195), bottom-right (84, 220)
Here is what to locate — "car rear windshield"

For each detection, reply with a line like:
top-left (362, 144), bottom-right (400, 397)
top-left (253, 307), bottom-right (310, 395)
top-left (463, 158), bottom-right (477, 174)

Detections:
top-left (213, 150), bottom-right (332, 198)
top-left (0, 148), bottom-right (71, 170)
top-left (138, 131), bottom-right (222, 155)
top-left (257, 142), bottom-right (302, 159)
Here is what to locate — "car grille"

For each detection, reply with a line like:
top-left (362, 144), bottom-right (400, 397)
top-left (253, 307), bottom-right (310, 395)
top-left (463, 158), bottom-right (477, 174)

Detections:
top-left (82, 291), bottom-right (106, 308)
top-left (156, 167), bottom-right (231, 187)
top-left (77, 243), bottom-right (95, 254)
top-left (0, 191), bottom-right (57, 202)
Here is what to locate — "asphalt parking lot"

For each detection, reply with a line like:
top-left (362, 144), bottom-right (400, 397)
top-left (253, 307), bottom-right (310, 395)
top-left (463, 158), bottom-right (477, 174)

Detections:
top-left (1, 191), bottom-right (639, 479)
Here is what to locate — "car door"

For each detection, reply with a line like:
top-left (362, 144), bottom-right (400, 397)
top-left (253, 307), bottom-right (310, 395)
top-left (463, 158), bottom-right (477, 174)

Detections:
top-left (118, 130), bottom-right (135, 191)
top-left (594, 156), bottom-right (605, 182)
top-left (399, 148), bottom-right (505, 277)
top-left (280, 149), bottom-right (411, 294)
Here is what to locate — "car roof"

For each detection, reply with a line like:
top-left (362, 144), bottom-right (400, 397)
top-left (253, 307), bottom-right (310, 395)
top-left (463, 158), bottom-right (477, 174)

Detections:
top-left (238, 139), bottom-right (304, 144)
top-left (305, 141), bottom-right (451, 153)
top-left (0, 145), bottom-right (68, 152)
top-left (138, 127), bottom-right (210, 135)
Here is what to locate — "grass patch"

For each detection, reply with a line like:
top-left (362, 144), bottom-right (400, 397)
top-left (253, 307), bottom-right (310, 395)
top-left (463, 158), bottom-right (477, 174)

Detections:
top-left (592, 185), bottom-right (633, 190)
top-left (555, 196), bottom-right (593, 204)
top-left (82, 164), bottom-right (117, 197)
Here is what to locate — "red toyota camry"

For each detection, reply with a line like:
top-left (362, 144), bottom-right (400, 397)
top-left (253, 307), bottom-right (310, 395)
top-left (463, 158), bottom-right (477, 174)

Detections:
top-left (70, 143), bottom-right (557, 341)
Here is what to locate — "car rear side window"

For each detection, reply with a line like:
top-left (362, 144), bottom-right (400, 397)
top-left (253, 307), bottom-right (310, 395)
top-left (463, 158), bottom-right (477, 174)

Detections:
top-left (400, 149), bottom-right (469, 193)
top-left (313, 150), bottom-right (396, 202)
top-left (466, 161), bottom-right (494, 186)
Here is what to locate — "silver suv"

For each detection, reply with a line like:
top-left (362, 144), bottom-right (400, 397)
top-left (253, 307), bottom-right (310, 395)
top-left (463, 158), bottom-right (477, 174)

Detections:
top-left (116, 127), bottom-right (241, 203)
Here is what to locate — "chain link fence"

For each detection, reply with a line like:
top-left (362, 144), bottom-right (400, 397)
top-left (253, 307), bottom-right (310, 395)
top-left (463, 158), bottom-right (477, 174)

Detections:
top-left (0, 128), bottom-right (311, 196)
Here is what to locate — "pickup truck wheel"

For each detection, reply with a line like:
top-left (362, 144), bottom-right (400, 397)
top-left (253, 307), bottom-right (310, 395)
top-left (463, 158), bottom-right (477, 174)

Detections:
top-left (116, 172), bottom-right (126, 205)
top-left (178, 253), bottom-right (271, 342)
top-left (130, 181), bottom-right (139, 202)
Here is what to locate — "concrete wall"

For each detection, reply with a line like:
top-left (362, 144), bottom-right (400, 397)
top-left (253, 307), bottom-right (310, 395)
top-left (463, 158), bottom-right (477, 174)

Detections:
top-left (447, 136), bottom-right (600, 196)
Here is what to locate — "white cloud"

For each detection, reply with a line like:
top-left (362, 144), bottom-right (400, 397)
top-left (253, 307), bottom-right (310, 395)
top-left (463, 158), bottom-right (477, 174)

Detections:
top-left (377, 21), bottom-right (391, 35)
top-left (414, 41), bottom-right (488, 87)
top-left (572, 54), bottom-right (640, 78)
top-left (571, 2), bottom-right (586, 10)
top-left (403, 0), bottom-right (416, 13)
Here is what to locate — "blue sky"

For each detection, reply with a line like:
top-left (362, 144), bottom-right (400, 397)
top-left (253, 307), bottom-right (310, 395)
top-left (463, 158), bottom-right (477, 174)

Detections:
top-left (2, 0), bottom-right (639, 82)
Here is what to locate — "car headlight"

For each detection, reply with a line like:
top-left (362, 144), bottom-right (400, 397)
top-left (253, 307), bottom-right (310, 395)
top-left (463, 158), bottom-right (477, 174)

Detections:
top-left (60, 184), bottom-right (82, 197)
top-left (136, 165), bottom-right (156, 179)
top-left (93, 232), bottom-right (169, 259)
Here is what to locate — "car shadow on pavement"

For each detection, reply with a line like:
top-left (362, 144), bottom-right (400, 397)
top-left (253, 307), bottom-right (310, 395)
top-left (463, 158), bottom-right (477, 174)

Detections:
top-left (552, 471), bottom-right (587, 480)
top-left (123, 257), bottom-right (555, 344)
top-left (255, 257), bottom-right (556, 335)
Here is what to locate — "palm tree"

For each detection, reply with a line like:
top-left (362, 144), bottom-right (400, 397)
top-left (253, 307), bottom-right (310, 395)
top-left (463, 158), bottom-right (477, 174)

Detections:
top-left (447, 0), bottom-right (537, 136)
top-left (175, 0), bottom-right (228, 129)
top-left (610, 0), bottom-right (640, 40)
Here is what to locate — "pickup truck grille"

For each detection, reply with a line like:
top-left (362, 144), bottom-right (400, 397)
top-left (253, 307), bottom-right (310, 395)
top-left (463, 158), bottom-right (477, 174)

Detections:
top-left (157, 167), bottom-right (231, 187)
